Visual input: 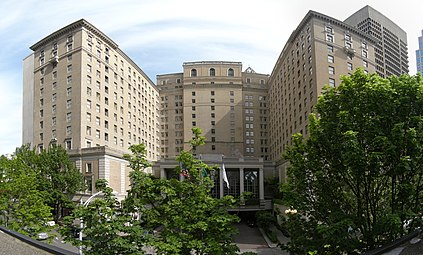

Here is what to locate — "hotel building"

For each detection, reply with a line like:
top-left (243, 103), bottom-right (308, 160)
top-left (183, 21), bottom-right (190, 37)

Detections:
top-left (22, 19), bottom-right (160, 198)
top-left (155, 62), bottom-right (273, 209)
top-left (267, 10), bottom-right (377, 179)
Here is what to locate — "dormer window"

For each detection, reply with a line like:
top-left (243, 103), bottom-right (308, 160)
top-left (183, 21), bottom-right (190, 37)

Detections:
top-left (228, 68), bottom-right (234, 77)
top-left (191, 69), bottom-right (197, 77)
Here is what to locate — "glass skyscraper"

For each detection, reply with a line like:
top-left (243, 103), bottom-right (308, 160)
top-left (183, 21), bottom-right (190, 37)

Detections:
top-left (417, 30), bottom-right (423, 74)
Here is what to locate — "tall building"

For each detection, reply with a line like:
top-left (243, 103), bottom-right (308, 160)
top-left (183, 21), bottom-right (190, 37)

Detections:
top-left (155, 61), bottom-right (273, 209)
top-left (22, 19), bottom-right (160, 197)
top-left (416, 30), bottom-right (423, 74)
top-left (344, 5), bottom-right (409, 77)
top-left (268, 10), bottom-right (377, 179)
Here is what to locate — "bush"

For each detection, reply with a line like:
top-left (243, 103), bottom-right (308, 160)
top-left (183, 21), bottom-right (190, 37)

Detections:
top-left (256, 211), bottom-right (275, 230)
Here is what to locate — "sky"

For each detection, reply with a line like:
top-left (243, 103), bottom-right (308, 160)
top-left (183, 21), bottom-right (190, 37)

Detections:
top-left (0, 0), bottom-right (421, 155)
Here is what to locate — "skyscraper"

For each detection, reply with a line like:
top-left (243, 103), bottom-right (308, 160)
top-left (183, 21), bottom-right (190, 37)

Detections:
top-left (22, 19), bottom-right (160, 197)
top-left (416, 30), bottom-right (423, 74)
top-left (344, 5), bottom-right (409, 77)
top-left (268, 10), bottom-right (377, 179)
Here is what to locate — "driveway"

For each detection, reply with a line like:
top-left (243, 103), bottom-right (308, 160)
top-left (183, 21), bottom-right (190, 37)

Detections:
top-left (234, 222), bottom-right (288, 255)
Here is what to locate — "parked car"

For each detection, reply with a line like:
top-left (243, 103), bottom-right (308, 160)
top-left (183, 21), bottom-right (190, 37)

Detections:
top-left (37, 232), bottom-right (49, 240)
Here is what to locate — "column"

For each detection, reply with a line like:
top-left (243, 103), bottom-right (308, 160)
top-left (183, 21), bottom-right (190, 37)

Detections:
top-left (239, 167), bottom-right (244, 204)
top-left (259, 167), bottom-right (264, 200)
top-left (239, 167), bottom-right (244, 196)
top-left (160, 167), bottom-right (166, 179)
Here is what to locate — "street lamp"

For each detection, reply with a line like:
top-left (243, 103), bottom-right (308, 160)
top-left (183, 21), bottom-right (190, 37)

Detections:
top-left (79, 190), bottom-right (118, 255)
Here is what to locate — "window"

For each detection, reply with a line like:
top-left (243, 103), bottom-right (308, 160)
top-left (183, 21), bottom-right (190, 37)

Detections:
top-left (345, 33), bottom-right (352, 42)
top-left (209, 68), bottom-right (215, 76)
top-left (211, 91), bottom-right (215, 96)
top-left (192, 91), bottom-right (195, 96)
top-left (67, 76), bottom-right (72, 84)
top-left (67, 64), bottom-right (72, 73)
top-left (66, 112), bottom-right (72, 122)
top-left (347, 62), bottom-right (353, 71)
top-left (326, 34), bottom-right (334, 43)
top-left (328, 55), bottom-right (334, 63)
top-left (362, 50), bottom-right (368, 58)
top-left (325, 25), bottom-right (333, 34)
top-left (66, 99), bottom-right (72, 109)
top-left (67, 43), bottom-right (73, 52)
top-left (363, 60), bottom-right (368, 68)
top-left (329, 78), bottom-right (335, 87)
top-left (66, 126), bottom-right (72, 136)
top-left (327, 45), bottom-right (333, 53)
top-left (85, 163), bottom-right (92, 173)
top-left (228, 68), bottom-right (234, 77)
top-left (65, 140), bottom-right (72, 150)
top-left (328, 66), bottom-right (335, 75)
top-left (230, 91), bottom-right (234, 96)
top-left (191, 69), bottom-right (197, 77)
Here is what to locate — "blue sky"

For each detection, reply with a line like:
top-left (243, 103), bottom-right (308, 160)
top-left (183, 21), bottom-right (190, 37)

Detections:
top-left (0, 0), bottom-right (420, 155)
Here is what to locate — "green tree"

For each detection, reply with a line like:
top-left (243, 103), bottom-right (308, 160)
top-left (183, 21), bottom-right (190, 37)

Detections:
top-left (282, 70), bottom-right (423, 254)
top-left (38, 145), bottom-right (85, 222)
top-left (0, 145), bottom-right (52, 235)
top-left (125, 129), bottom-right (240, 255)
top-left (61, 179), bottom-right (148, 255)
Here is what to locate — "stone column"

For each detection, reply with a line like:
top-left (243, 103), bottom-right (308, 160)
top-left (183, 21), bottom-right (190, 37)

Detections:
top-left (259, 167), bottom-right (264, 200)
top-left (160, 167), bottom-right (166, 179)
top-left (239, 167), bottom-right (244, 196)
top-left (239, 167), bottom-right (245, 204)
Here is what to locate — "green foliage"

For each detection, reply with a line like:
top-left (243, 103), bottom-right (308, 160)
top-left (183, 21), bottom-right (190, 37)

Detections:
top-left (61, 128), bottom-right (240, 254)
top-left (0, 145), bottom-right (52, 234)
top-left (126, 128), bottom-right (240, 255)
top-left (256, 211), bottom-right (275, 230)
top-left (38, 145), bottom-right (85, 222)
top-left (282, 70), bottom-right (423, 254)
top-left (61, 179), bottom-right (148, 255)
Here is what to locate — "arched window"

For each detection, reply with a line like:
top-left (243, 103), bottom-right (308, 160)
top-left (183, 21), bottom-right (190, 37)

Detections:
top-left (228, 68), bottom-right (234, 77)
top-left (209, 68), bottom-right (216, 76)
top-left (191, 69), bottom-right (197, 77)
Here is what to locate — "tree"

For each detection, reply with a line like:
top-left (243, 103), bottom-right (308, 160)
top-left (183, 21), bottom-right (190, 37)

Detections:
top-left (124, 128), bottom-right (240, 255)
top-left (0, 145), bottom-right (52, 235)
top-left (281, 70), bottom-right (423, 254)
top-left (38, 145), bottom-right (85, 222)
top-left (61, 179), bottom-right (148, 255)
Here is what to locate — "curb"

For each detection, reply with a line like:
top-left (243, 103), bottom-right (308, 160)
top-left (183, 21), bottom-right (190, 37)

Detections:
top-left (258, 227), bottom-right (278, 248)
top-left (0, 226), bottom-right (77, 255)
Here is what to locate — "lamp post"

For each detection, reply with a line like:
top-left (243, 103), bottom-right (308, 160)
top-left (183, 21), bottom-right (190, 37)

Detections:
top-left (79, 191), bottom-right (118, 255)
